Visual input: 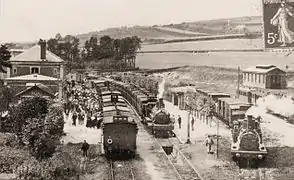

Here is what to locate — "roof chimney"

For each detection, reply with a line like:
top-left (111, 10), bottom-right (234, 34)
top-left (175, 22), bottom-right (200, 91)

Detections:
top-left (38, 39), bottom-right (46, 60)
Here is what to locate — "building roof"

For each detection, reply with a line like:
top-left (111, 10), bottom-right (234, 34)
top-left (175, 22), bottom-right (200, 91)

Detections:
top-left (218, 97), bottom-right (249, 105)
top-left (242, 65), bottom-right (285, 74)
top-left (9, 45), bottom-right (64, 63)
top-left (170, 86), bottom-right (197, 93)
top-left (196, 88), bottom-right (231, 97)
top-left (5, 74), bottom-right (59, 81)
top-left (15, 83), bottom-right (55, 97)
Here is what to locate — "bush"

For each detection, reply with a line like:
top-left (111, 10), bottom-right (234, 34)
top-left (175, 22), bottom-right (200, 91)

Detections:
top-left (9, 96), bottom-right (49, 133)
top-left (46, 103), bottom-right (65, 138)
top-left (15, 152), bottom-right (80, 180)
top-left (0, 146), bottom-right (31, 173)
top-left (0, 132), bottom-right (18, 147)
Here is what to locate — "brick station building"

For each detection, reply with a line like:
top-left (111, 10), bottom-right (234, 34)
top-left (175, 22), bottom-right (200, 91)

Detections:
top-left (4, 40), bottom-right (65, 103)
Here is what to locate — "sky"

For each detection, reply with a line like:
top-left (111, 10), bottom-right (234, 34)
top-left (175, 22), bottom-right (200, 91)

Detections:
top-left (0, 0), bottom-right (261, 43)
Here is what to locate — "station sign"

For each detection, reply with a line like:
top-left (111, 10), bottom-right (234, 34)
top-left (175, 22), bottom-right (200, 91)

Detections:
top-left (263, 0), bottom-right (294, 49)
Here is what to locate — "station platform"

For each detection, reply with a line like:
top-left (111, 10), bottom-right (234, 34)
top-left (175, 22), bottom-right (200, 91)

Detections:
top-left (163, 100), bottom-right (231, 144)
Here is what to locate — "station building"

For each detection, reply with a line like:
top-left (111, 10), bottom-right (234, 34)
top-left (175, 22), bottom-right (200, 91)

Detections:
top-left (4, 40), bottom-right (65, 103)
top-left (239, 65), bottom-right (288, 104)
top-left (242, 65), bottom-right (287, 89)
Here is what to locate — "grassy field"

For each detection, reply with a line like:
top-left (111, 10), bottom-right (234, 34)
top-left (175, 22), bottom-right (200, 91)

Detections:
top-left (137, 51), bottom-right (294, 70)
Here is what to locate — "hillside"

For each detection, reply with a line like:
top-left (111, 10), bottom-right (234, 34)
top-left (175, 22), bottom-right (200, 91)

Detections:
top-left (76, 16), bottom-right (262, 45)
top-left (5, 16), bottom-right (263, 48)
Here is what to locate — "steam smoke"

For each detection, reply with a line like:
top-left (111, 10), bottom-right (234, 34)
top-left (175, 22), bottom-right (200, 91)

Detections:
top-left (247, 94), bottom-right (294, 117)
top-left (157, 78), bottom-right (165, 99)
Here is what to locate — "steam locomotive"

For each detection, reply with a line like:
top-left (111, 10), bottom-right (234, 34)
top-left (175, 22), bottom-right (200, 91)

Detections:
top-left (107, 78), bottom-right (174, 138)
top-left (231, 115), bottom-right (267, 164)
top-left (146, 98), bottom-right (174, 138)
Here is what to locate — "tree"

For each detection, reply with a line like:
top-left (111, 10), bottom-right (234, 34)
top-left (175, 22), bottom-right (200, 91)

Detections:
top-left (99, 35), bottom-right (114, 59)
top-left (185, 91), bottom-right (215, 115)
top-left (47, 34), bottom-right (80, 72)
top-left (0, 45), bottom-right (12, 73)
top-left (0, 86), bottom-right (13, 112)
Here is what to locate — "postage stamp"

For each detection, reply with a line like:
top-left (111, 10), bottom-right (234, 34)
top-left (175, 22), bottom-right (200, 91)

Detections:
top-left (263, 0), bottom-right (294, 49)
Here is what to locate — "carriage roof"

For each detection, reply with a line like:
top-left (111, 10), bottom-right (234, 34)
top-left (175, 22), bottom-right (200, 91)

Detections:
top-left (101, 90), bottom-right (121, 96)
top-left (102, 96), bottom-right (125, 103)
top-left (103, 114), bottom-right (136, 124)
top-left (103, 102), bottom-right (127, 107)
top-left (103, 105), bottom-right (130, 112)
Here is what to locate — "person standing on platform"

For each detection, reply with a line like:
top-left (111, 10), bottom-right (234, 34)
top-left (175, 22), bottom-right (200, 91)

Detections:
top-left (191, 116), bottom-right (195, 131)
top-left (178, 115), bottom-right (182, 129)
top-left (81, 140), bottom-right (90, 157)
top-left (204, 135), bottom-right (214, 154)
top-left (72, 112), bottom-right (77, 126)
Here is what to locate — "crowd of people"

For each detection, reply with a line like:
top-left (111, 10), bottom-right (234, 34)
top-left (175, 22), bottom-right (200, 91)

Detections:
top-left (64, 80), bottom-right (103, 129)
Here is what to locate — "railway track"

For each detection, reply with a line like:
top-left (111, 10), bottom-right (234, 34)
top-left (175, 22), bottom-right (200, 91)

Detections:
top-left (167, 138), bottom-right (204, 180)
top-left (126, 101), bottom-right (204, 180)
top-left (238, 168), bottom-right (264, 180)
top-left (109, 159), bottom-right (135, 180)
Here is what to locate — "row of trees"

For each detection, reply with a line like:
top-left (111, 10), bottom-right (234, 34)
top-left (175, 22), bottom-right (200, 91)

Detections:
top-left (47, 34), bottom-right (141, 70)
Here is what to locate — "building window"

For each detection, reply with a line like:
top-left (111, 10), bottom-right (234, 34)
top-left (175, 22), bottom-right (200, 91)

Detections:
top-left (30, 67), bottom-right (40, 74)
top-left (13, 67), bottom-right (17, 74)
top-left (258, 74), bottom-right (261, 83)
top-left (53, 68), bottom-right (58, 76)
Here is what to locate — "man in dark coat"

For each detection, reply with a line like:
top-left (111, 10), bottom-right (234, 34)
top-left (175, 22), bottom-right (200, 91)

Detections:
top-left (81, 140), bottom-right (90, 157)
top-left (72, 112), bottom-right (77, 126)
top-left (191, 116), bottom-right (195, 131)
top-left (178, 115), bottom-right (182, 129)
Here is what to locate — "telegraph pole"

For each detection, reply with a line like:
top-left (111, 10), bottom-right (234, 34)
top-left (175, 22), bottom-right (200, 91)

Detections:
top-left (237, 66), bottom-right (240, 98)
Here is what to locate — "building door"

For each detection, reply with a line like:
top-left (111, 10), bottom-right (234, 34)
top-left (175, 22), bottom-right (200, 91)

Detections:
top-left (271, 75), bottom-right (281, 89)
top-left (174, 94), bottom-right (178, 106)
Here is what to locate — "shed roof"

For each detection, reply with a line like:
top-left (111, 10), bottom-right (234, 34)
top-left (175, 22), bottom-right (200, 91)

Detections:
top-left (15, 83), bottom-right (55, 97)
top-left (242, 65), bottom-right (285, 74)
top-left (5, 74), bottom-right (59, 81)
top-left (9, 45), bottom-right (64, 63)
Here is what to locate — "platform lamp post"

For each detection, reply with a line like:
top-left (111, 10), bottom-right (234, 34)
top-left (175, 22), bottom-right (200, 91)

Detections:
top-left (186, 103), bottom-right (191, 144)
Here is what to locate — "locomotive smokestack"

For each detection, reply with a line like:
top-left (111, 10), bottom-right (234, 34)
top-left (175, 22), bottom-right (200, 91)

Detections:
top-left (247, 115), bottom-right (253, 130)
top-left (158, 98), bottom-right (165, 108)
